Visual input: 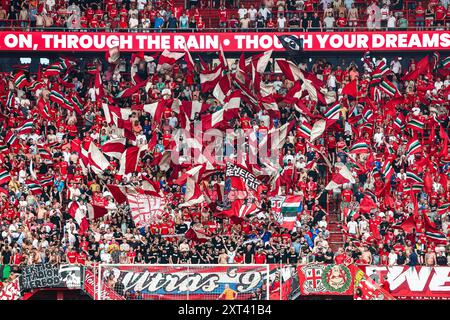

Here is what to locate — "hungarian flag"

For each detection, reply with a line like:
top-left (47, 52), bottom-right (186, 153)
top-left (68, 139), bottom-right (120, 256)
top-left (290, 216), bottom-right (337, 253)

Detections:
top-left (405, 138), bottom-right (422, 157)
top-left (379, 78), bottom-right (400, 97)
top-left (297, 121), bottom-right (312, 140)
top-left (370, 60), bottom-right (390, 82)
top-left (280, 196), bottom-right (302, 230)
top-left (26, 179), bottom-right (43, 195)
top-left (344, 207), bottom-right (360, 220)
top-left (406, 116), bottom-right (425, 133)
top-left (350, 141), bottom-right (370, 154)
top-left (324, 102), bottom-right (341, 120)
top-left (437, 203), bottom-right (450, 215)
top-left (406, 170), bottom-right (423, 184)
top-left (393, 113), bottom-right (405, 131)
top-left (0, 169), bottom-right (11, 185)
top-left (424, 231), bottom-right (447, 244)
top-left (381, 160), bottom-right (394, 181)
top-left (13, 71), bottom-right (28, 89)
top-left (16, 119), bottom-right (34, 135)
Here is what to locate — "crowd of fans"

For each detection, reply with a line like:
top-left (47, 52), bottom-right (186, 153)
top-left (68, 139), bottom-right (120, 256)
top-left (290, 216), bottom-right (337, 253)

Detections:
top-left (0, 48), bottom-right (448, 277)
top-left (0, 0), bottom-right (449, 31)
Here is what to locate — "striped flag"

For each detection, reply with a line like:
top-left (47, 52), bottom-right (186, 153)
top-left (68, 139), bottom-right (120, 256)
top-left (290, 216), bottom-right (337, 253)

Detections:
top-left (406, 117), bottom-right (425, 133)
top-left (405, 139), bottom-right (422, 157)
top-left (370, 60), bottom-right (390, 82)
top-left (280, 195), bottom-right (302, 230)
top-left (442, 56), bottom-right (450, 69)
top-left (5, 91), bottom-right (14, 108)
top-left (16, 119), bottom-right (34, 135)
top-left (26, 180), bottom-right (43, 195)
top-left (393, 113), bottom-right (405, 131)
top-left (349, 141), bottom-right (370, 154)
top-left (49, 90), bottom-right (73, 111)
top-left (38, 175), bottom-right (54, 187)
top-left (406, 170), bottom-right (423, 184)
top-left (362, 107), bottom-right (374, 122)
top-left (381, 160), bottom-right (394, 180)
top-left (379, 78), bottom-right (400, 97)
top-left (324, 102), bottom-right (341, 120)
top-left (424, 231), bottom-right (447, 244)
top-left (13, 71), bottom-right (28, 89)
top-left (344, 207), bottom-right (360, 220)
top-left (437, 203), bottom-right (450, 215)
top-left (0, 169), bottom-right (11, 185)
top-left (298, 121), bottom-right (312, 140)
top-left (5, 131), bottom-right (17, 147)
top-left (403, 184), bottom-right (423, 193)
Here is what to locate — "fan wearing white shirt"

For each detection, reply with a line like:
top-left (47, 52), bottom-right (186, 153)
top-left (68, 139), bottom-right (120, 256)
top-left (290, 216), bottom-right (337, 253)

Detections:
top-left (238, 4), bottom-right (248, 19)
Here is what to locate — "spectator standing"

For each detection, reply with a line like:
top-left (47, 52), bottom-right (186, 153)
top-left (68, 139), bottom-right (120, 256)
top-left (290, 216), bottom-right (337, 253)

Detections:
top-left (179, 13), bottom-right (189, 29)
top-left (240, 14), bottom-right (250, 30)
top-left (277, 13), bottom-right (287, 31)
top-left (347, 3), bottom-right (358, 30)
top-left (219, 5), bottom-right (228, 30)
top-left (380, 4), bottom-right (389, 29)
top-left (415, 2), bottom-right (425, 29)
top-left (323, 11), bottom-right (335, 31)
top-left (397, 14), bottom-right (408, 30)
top-left (386, 11), bottom-right (396, 30)
top-left (248, 4), bottom-right (257, 27)
top-left (238, 3), bottom-right (247, 20)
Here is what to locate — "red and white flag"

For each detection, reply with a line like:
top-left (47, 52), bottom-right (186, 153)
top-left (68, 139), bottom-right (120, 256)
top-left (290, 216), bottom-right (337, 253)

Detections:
top-left (325, 165), bottom-right (356, 190)
top-left (157, 49), bottom-right (185, 71)
top-left (101, 138), bottom-right (126, 160)
top-left (126, 194), bottom-right (167, 228)
top-left (200, 65), bottom-right (223, 92)
top-left (118, 145), bottom-right (147, 176)
top-left (180, 100), bottom-right (211, 120)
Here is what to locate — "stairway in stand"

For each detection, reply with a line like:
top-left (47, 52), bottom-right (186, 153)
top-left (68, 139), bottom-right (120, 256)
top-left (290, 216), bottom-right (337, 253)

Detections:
top-left (328, 212), bottom-right (344, 253)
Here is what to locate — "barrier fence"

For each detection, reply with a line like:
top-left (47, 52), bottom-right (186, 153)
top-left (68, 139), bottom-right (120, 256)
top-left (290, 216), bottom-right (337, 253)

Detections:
top-left (2, 263), bottom-right (449, 300)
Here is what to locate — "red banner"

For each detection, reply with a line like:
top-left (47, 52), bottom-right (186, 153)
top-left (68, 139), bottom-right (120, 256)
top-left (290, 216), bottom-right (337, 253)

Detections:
top-left (361, 266), bottom-right (450, 300)
top-left (297, 264), bottom-right (355, 295)
top-left (0, 31), bottom-right (449, 52)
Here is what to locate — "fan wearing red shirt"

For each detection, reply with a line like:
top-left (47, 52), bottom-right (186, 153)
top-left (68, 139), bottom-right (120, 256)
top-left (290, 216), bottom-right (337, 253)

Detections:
top-left (90, 16), bottom-right (99, 28)
top-left (219, 6), bottom-right (227, 28)
top-left (86, 7), bottom-right (94, 20)
top-left (254, 249), bottom-right (267, 264)
top-left (258, 121), bottom-right (269, 137)
top-left (76, 251), bottom-right (87, 265)
top-left (66, 248), bottom-right (79, 264)
top-left (197, 17), bottom-right (205, 29)
top-left (435, 3), bottom-right (446, 24)
top-left (336, 14), bottom-right (347, 31)
top-left (341, 188), bottom-right (353, 203)
top-left (109, 5), bottom-right (118, 19)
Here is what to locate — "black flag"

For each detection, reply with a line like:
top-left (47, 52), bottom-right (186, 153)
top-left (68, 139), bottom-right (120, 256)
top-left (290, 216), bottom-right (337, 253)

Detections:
top-left (277, 35), bottom-right (304, 65)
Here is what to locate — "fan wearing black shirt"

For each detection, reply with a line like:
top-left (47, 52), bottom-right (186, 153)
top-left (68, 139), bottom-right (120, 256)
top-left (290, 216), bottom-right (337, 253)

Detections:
top-left (243, 243), bottom-right (255, 264)
top-left (158, 249), bottom-right (170, 264)
top-left (287, 248), bottom-right (298, 264)
top-left (266, 248), bottom-right (278, 263)
top-left (190, 248), bottom-right (201, 264)
top-left (170, 248), bottom-right (180, 264)
top-left (179, 251), bottom-right (191, 264)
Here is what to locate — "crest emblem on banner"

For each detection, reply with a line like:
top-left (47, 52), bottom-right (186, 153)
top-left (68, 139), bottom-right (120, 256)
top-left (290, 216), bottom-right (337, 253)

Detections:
top-left (322, 265), bottom-right (352, 293)
top-left (301, 264), bottom-right (325, 293)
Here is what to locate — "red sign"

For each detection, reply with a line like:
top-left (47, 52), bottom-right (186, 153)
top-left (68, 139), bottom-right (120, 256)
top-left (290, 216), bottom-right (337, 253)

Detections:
top-left (0, 31), bottom-right (449, 52)
top-left (362, 266), bottom-right (450, 300)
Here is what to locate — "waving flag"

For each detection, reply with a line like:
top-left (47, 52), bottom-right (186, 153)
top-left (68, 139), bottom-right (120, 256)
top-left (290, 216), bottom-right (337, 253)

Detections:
top-left (280, 195), bottom-right (302, 230)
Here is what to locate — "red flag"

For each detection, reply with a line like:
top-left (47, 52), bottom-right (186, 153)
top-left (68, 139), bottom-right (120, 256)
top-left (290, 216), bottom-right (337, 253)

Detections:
top-left (359, 195), bottom-right (377, 213)
top-left (342, 80), bottom-right (358, 97)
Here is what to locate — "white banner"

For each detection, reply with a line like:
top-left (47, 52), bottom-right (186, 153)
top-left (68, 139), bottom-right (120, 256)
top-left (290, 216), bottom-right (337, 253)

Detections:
top-left (127, 194), bottom-right (167, 228)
